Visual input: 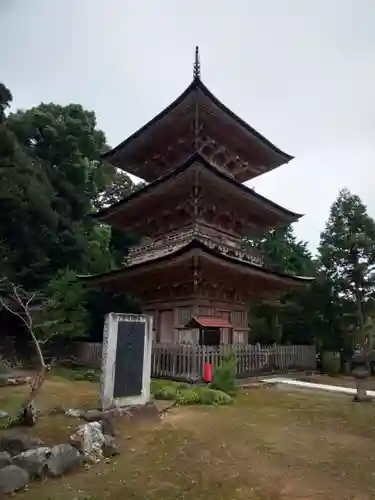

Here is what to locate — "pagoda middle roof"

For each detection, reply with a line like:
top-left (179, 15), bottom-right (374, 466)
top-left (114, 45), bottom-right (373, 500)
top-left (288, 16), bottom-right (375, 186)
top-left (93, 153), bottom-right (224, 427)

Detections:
top-left (79, 238), bottom-right (314, 290)
top-left (102, 77), bottom-right (293, 183)
top-left (92, 152), bottom-right (302, 227)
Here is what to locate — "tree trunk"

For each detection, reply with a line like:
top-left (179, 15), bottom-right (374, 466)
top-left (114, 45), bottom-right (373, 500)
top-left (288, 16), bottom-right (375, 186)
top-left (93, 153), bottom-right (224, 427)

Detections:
top-left (20, 328), bottom-right (47, 425)
top-left (354, 275), bottom-right (369, 401)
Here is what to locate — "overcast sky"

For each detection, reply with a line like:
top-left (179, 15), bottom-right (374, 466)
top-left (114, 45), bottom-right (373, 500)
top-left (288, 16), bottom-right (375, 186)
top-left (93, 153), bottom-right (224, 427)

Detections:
top-left (2, 0), bottom-right (375, 253)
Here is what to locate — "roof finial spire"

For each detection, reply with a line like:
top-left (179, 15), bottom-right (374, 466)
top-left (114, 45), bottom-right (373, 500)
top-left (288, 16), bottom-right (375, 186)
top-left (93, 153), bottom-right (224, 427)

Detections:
top-left (193, 46), bottom-right (201, 80)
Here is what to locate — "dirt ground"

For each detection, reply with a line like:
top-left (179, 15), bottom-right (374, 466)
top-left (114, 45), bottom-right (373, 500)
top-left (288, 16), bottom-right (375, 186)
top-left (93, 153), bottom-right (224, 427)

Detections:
top-left (1, 375), bottom-right (375, 499)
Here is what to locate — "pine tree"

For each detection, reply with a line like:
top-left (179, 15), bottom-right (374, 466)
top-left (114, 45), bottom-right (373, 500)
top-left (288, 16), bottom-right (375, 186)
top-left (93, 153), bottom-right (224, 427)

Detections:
top-left (319, 188), bottom-right (375, 352)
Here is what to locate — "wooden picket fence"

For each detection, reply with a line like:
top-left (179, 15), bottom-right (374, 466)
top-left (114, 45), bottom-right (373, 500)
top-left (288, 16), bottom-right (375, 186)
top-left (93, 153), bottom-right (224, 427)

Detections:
top-left (69, 342), bottom-right (316, 380)
top-left (151, 344), bottom-right (316, 380)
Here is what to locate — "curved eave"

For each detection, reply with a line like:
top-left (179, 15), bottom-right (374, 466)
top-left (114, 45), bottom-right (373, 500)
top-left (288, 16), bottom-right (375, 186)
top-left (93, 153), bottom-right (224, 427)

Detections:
top-left (79, 239), bottom-right (314, 287)
top-left (91, 152), bottom-right (302, 223)
top-left (102, 78), bottom-right (293, 165)
top-left (197, 79), bottom-right (293, 163)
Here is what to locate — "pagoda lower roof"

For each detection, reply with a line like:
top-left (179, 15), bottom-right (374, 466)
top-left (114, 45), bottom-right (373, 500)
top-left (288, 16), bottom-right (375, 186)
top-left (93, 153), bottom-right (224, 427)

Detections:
top-left (79, 238), bottom-right (314, 290)
top-left (92, 152), bottom-right (302, 228)
top-left (102, 77), bottom-right (293, 183)
top-left (185, 316), bottom-right (233, 329)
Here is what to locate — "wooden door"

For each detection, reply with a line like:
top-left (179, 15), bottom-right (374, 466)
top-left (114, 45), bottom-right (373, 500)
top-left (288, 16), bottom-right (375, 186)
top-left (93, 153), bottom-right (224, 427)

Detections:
top-left (158, 310), bottom-right (174, 343)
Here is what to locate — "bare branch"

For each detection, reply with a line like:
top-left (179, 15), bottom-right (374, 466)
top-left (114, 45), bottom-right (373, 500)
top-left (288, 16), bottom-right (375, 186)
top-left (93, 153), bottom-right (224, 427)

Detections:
top-left (0, 278), bottom-right (48, 422)
top-left (26, 294), bottom-right (36, 309)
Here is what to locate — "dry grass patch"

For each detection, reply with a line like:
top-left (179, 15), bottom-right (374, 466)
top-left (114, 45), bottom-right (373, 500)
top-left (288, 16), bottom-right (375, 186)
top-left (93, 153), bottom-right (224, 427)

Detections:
top-left (0, 374), bottom-right (99, 444)
top-left (0, 376), bottom-right (375, 499)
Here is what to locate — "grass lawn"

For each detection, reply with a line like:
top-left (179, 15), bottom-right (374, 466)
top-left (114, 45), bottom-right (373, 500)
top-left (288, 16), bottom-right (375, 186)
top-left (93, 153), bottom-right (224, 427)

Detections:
top-left (1, 374), bottom-right (375, 499)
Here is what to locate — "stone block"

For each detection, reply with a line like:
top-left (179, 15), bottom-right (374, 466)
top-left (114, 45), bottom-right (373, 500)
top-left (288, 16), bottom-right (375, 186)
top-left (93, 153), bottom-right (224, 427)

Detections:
top-left (0, 433), bottom-right (45, 456)
top-left (0, 464), bottom-right (29, 494)
top-left (100, 419), bottom-right (115, 437)
top-left (0, 451), bottom-right (11, 468)
top-left (46, 444), bottom-right (83, 477)
top-left (84, 409), bottom-right (105, 422)
top-left (12, 447), bottom-right (50, 477)
top-left (102, 435), bottom-right (119, 457)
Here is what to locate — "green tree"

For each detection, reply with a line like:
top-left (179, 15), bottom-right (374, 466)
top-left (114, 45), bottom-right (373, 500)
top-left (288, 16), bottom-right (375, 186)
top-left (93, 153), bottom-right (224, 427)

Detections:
top-left (0, 124), bottom-right (58, 287)
top-left (6, 102), bottom-right (135, 281)
top-left (318, 188), bottom-right (375, 352)
top-left (247, 225), bottom-right (316, 344)
top-left (7, 103), bottom-right (110, 215)
top-left (34, 268), bottom-right (89, 342)
top-left (1, 92), bottom-right (152, 347)
top-left (0, 83), bottom-right (12, 123)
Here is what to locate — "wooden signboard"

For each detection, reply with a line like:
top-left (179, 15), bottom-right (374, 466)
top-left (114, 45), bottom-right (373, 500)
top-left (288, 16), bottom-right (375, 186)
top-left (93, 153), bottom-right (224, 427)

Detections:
top-left (100, 313), bottom-right (153, 410)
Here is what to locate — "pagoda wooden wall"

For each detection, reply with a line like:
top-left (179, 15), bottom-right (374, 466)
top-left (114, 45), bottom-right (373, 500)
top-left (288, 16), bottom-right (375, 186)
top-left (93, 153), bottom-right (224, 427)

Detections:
top-left (143, 297), bottom-right (248, 345)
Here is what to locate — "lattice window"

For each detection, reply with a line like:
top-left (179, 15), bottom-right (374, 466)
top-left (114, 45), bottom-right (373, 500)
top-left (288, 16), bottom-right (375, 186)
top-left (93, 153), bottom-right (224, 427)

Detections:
top-left (231, 311), bottom-right (245, 326)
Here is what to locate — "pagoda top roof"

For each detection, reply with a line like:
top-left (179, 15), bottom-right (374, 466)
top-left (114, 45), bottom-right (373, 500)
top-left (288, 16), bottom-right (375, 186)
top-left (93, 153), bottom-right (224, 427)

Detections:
top-left (79, 238), bottom-right (314, 289)
top-left (92, 152), bottom-right (302, 226)
top-left (102, 47), bottom-right (293, 183)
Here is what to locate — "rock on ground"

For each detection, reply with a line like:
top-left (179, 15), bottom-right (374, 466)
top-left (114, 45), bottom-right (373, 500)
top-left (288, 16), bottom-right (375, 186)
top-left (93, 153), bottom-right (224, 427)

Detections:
top-left (84, 409), bottom-right (104, 422)
top-left (0, 433), bottom-right (45, 456)
top-left (0, 465), bottom-right (29, 494)
top-left (100, 419), bottom-right (115, 437)
top-left (0, 451), bottom-right (11, 468)
top-left (12, 447), bottom-right (51, 477)
top-left (65, 408), bottom-right (85, 418)
top-left (46, 444), bottom-right (83, 477)
top-left (102, 434), bottom-right (119, 457)
top-left (70, 422), bottom-right (105, 463)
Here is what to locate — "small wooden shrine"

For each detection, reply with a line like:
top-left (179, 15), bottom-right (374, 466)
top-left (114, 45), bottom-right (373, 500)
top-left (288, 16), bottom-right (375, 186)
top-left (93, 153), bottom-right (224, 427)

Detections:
top-left (82, 48), bottom-right (313, 345)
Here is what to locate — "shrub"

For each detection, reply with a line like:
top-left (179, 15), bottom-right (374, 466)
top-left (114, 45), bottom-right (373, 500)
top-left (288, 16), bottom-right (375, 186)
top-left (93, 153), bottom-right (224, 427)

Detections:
top-left (321, 351), bottom-right (341, 376)
top-left (209, 354), bottom-right (237, 395)
top-left (174, 382), bottom-right (191, 390)
top-left (176, 389), bottom-right (201, 405)
top-left (151, 379), bottom-right (174, 393)
top-left (153, 385), bottom-right (178, 400)
top-left (195, 387), bottom-right (232, 405)
top-left (150, 379), bottom-right (232, 405)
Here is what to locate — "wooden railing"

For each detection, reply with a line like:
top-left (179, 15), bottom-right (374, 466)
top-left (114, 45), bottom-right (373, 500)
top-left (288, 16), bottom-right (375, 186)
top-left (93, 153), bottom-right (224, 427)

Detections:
top-left (69, 342), bottom-right (316, 380)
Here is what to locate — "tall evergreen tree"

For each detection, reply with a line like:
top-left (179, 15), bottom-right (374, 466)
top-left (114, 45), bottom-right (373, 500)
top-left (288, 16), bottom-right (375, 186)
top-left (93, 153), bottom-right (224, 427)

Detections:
top-left (0, 109), bottom-right (58, 287)
top-left (318, 188), bottom-right (375, 351)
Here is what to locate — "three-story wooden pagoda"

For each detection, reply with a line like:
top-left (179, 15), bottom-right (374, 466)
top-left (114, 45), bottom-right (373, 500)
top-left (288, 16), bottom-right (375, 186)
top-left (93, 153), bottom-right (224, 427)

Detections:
top-left (82, 48), bottom-right (313, 345)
